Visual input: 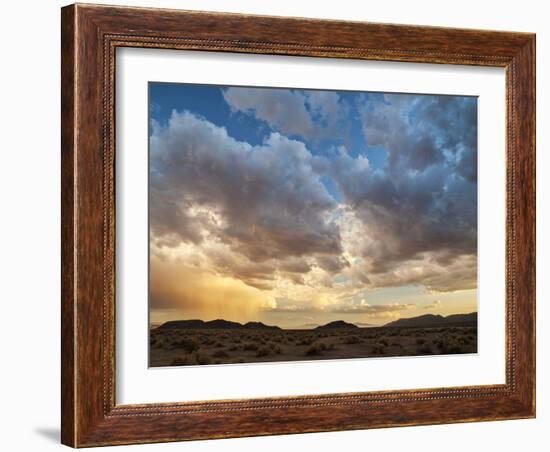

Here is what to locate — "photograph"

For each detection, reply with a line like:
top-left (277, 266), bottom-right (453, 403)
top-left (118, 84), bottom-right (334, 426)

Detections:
top-left (148, 82), bottom-right (479, 367)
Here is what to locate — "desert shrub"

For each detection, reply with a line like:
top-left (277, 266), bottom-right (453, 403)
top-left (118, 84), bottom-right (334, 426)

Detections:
top-left (172, 338), bottom-right (199, 353)
top-left (268, 343), bottom-right (282, 354)
top-left (228, 344), bottom-right (239, 351)
top-left (298, 337), bottom-right (313, 346)
top-left (343, 335), bottom-right (361, 345)
top-left (243, 342), bottom-right (258, 352)
top-left (378, 338), bottom-right (389, 346)
top-left (371, 345), bottom-right (386, 355)
top-left (391, 342), bottom-right (402, 347)
top-left (305, 343), bottom-right (324, 356)
top-left (170, 357), bottom-right (189, 366)
top-left (417, 344), bottom-right (432, 354)
top-left (434, 339), bottom-right (463, 354)
top-left (212, 349), bottom-right (229, 358)
top-left (214, 341), bottom-right (225, 348)
top-left (256, 347), bottom-right (271, 357)
top-left (416, 338), bottom-right (426, 345)
top-left (153, 338), bottom-right (167, 348)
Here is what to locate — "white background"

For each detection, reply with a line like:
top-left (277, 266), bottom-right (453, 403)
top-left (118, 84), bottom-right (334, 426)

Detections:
top-left (0, 0), bottom-right (546, 451)
top-left (117, 49), bottom-right (505, 404)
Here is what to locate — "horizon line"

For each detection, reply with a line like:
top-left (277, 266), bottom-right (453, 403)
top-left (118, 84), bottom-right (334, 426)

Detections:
top-left (150, 311), bottom-right (478, 330)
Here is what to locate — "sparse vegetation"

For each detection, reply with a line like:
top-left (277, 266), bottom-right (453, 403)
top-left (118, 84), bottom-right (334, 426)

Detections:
top-left (243, 342), bottom-right (258, 352)
top-left (170, 357), bottom-right (189, 366)
top-left (256, 346), bottom-right (271, 357)
top-left (343, 335), bottom-right (361, 344)
top-left (172, 338), bottom-right (199, 353)
top-left (212, 349), bottom-right (229, 358)
top-left (305, 342), bottom-right (325, 356)
top-left (150, 324), bottom-right (477, 367)
top-left (417, 344), bottom-right (433, 354)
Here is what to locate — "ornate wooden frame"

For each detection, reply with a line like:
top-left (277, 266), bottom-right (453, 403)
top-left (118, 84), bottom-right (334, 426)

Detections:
top-left (61, 3), bottom-right (536, 447)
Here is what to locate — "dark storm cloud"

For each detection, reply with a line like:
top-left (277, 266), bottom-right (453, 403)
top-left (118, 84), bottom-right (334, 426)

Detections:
top-left (359, 94), bottom-right (477, 177)
top-left (315, 255), bottom-right (350, 273)
top-left (330, 94), bottom-right (478, 281)
top-left (150, 110), bottom-right (343, 283)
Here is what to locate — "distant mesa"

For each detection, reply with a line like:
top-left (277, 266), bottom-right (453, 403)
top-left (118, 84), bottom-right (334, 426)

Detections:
top-left (384, 312), bottom-right (477, 328)
top-left (157, 319), bottom-right (281, 330)
top-left (243, 321), bottom-right (281, 330)
top-left (315, 320), bottom-right (359, 330)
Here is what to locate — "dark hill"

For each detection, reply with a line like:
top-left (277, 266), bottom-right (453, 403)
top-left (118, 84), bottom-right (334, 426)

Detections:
top-left (243, 321), bottom-right (281, 330)
top-left (157, 319), bottom-right (281, 330)
top-left (158, 319), bottom-right (206, 329)
top-left (444, 313), bottom-right (478, 324)
top-left (385, 312), bottom-right (477, 328)
top-left (316, 320), bottom-right (359, 330)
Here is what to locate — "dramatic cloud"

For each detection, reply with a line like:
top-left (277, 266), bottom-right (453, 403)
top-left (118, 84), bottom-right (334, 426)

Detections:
top-left (330, 93), bottom-right (478, 282)
top-left (150, 110), bottom-right (343, 286)
top-left (222, 87), bottom-right (346, 141)
top-left (149, 84), bottom-right (478, 326)
top-left (358, 94), bottom-right (477, 177)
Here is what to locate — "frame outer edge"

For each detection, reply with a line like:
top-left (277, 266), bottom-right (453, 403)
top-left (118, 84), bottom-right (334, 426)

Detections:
top-left (61, 3), bottom-right (77, 448)
top-left (515, 35), bottom-right (536, 416)
top-left (60, 3), bottom-right (536, 447)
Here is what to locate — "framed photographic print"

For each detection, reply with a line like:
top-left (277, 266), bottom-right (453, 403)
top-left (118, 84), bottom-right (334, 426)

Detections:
top-left (61, 3), bottom-right (536, 447)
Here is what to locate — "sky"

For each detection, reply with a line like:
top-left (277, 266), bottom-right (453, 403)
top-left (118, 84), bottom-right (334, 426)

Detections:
top-left (148, 82), bottom-right (478, 328)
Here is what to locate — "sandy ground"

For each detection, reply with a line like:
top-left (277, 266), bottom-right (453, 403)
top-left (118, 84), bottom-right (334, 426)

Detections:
top-left (149, 325), bottom-right (477, 367)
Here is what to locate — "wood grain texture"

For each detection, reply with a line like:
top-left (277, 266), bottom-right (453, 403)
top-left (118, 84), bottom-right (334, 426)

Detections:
top-left (61, 3), bottom-right (536, 447)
